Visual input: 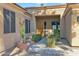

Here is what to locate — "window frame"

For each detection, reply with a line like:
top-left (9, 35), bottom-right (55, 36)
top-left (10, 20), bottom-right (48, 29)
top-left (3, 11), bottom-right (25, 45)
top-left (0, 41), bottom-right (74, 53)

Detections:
top-left (77, 16), bottom-right (79, 23)
top-left (25, 19), bottom-right (30, 33)
top-left (3, 8), bottom-right (16, 33)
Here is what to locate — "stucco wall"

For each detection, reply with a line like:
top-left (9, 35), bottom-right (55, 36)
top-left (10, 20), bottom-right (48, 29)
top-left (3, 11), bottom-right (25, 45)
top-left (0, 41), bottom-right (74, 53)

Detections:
top-left (0, 4), bottom-right (32, 53)
top-left (30, 15), bottom-right (36, 33)
top-left (0, 6), bottom-right (5, 53)
top-left (60, 16), bottom-right (66, 38)
top-left (59, 5), bottom-right (79, 46)
top-left (61, 7), bottom-right (72, 45)
top-left (65, 10), bottom-right (72, 44)
top-left (71, 9), bottom-right (79, 46)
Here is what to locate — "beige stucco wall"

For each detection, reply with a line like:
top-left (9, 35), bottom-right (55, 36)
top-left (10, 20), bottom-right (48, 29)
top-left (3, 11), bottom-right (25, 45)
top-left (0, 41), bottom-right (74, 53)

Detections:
top-left (0, 4), bottom-right (32, 53)
top-left (30, 15), bottom-right (36, 33)
top-left (71, 9), bottom-right (79, 46)
top-left (65, 10), bottom-right (72, 44)
top-left (0, 6), bottom-right (5, 53)
top-left (61, 7), bottom-right (72, 45)
top-left (60, 16), bottom-right (66, 38)
top-left (62, 6), bottom-right (79, 46)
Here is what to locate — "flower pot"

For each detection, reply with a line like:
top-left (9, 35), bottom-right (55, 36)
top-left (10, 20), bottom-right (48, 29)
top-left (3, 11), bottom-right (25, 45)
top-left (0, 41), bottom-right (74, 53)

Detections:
top-left (17, 42), bottom-right (27, 51)
top-left (32, 41), bottom-right (36, 44)
top-left (47, 35), bottom-right (56, 48)
top-left (51, 42), bottom-right (56, 48)
top-left (48, 43), bottom-right (56, 48)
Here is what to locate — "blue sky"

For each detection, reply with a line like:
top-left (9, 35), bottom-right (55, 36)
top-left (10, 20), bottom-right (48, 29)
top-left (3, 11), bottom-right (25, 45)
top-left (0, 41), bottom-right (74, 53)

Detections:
top-left (17, 3), bottom-right (64, 8)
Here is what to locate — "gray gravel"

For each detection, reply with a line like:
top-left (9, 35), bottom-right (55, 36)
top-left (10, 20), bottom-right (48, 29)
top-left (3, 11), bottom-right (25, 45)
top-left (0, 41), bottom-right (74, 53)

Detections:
top-left (1, 38), bottom-right (79, 56)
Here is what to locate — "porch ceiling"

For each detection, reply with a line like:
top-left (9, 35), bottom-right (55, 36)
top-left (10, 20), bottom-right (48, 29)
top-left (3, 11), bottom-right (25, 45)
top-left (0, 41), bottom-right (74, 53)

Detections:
top-left (35, 14), bottom-right (60, 19)
top-left (35, 14), bottom-right (60, 17)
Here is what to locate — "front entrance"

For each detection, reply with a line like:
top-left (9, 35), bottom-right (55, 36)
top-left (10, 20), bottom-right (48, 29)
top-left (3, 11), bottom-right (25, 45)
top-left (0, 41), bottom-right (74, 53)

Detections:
top-left (43, 20), bottom-right (60, 36)
top-left (51, 21), bottom-right (60, 35)
top-left (35, 15), bottom-right (60, 36)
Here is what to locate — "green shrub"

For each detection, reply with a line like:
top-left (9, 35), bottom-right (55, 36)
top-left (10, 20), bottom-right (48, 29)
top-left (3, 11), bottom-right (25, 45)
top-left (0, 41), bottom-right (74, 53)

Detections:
top-left (32, 34), bottom-right (42, 42)
top-left (54, 29), bottom-right (60, 41)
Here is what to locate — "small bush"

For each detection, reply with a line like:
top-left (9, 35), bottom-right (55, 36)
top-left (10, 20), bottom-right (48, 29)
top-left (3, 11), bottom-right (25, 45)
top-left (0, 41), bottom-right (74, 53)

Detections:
top-left (54, 29), bottom-right (60, 41)
top-left (32, 34), bottom-right (42, 42)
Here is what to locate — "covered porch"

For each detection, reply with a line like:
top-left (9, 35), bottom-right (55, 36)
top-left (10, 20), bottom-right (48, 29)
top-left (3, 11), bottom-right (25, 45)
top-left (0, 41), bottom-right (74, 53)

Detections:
top-left (35, 15), bottom-right (60, 36)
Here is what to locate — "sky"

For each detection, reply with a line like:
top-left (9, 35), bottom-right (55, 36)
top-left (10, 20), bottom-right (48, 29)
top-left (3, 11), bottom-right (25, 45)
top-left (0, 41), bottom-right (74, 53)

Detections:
top-left (17, 3), bottom-right (64, 8)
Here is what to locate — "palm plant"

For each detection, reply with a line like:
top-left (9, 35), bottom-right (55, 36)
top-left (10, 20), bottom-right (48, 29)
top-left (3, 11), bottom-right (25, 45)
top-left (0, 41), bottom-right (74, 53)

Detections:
top-left (47, 34), bottom-right (56, 48)
top-left (54, 29), bottom-right (60, 41)
top-left (47, 29), bottom-right (60, 48)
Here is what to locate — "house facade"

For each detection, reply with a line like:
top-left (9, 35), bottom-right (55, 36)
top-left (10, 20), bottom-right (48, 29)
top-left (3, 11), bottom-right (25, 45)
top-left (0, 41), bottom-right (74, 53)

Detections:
top-left (1, 3), bottom-right (79, 54)
top-left (26, 5), bottom-right (66, 36)
top-left (62, 4), bottom-right (79, 46)
top-left (0, 3), bottom-right (32, 53)
top-left (26, 3), bottom-right (79, 46)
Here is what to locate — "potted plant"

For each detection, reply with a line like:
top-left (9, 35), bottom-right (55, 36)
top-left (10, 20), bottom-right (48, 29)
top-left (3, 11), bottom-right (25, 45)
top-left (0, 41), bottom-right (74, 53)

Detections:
top-left (17, 23), bottom-right (27, 51)
top-left (47, 34), bottom-right (56, 48)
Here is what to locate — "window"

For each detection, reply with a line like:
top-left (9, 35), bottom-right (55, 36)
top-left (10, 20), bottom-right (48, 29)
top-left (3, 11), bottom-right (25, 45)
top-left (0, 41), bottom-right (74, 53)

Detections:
top-left (4, 9), bottom-right (10, 33)
top-left (28, 20), bottom-right (30, 33)
top-left (25, 19), bottom-right (30, 33)
top-left (11, 11), bottom-right (16, 32)
top-left (77, 16), bottom-right (79, 23)
top-left (52, 21), bottom-right (56, 29)
top-left (3, 9), bottom-right (16, 33)
top-left (52, 21), bottom-right (60, 30)
top-left (44, 21), bottom-right (46, 29)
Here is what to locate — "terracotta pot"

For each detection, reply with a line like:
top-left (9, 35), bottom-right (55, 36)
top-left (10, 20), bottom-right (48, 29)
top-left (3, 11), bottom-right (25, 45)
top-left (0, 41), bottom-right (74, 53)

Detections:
top-left (17, 42), bottom-right (27, 51)
top-left (32, 41), bottom-right (36, 44)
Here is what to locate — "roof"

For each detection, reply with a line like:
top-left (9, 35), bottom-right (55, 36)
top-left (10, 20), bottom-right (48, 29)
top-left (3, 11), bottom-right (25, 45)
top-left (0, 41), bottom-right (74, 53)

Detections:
top-left (62, 3), bottom-right (78, 17)
top-left (13, 3), bottom-right (32, 16)
top-left (67, 3), bottom-right (79, 8)
top-left (25, 4), bottom-right (66, 10)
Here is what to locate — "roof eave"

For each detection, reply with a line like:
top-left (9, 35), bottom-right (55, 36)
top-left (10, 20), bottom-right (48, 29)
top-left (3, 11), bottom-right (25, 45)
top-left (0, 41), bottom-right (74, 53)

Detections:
top-left (13, 3), bottom-right (32, 16)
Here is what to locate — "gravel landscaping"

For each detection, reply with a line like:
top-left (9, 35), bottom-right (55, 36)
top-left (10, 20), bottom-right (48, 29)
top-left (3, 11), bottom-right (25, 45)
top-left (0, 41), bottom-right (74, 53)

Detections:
top-left (27, 45), bottom-right (65, 56)
top-left (1, 38), bottom-right (79, 56)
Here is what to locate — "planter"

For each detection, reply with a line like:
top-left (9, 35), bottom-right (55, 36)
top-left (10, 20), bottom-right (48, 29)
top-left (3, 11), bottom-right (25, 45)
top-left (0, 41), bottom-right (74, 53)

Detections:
top-left (48, 42), bottom-right (56, 48)
top-left (32, 41), bottom-right (36, 44)
top-left (49, 40), bottom-right (56, 48)
top-left (17, 42), bottom-right (27, 51)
